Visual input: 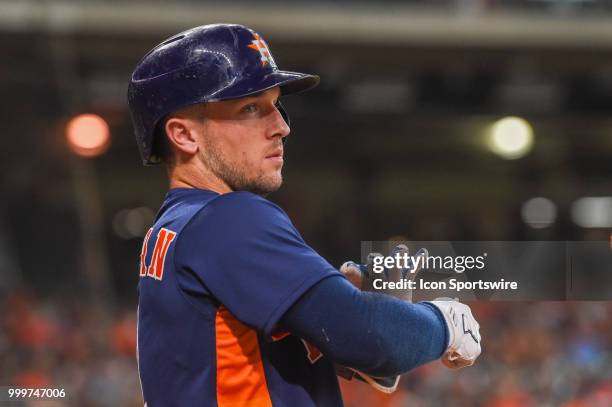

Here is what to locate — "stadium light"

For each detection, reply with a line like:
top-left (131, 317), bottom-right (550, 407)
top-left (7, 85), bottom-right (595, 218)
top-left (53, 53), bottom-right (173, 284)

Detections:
top-left (65, 114), bottom-right (110, 157)
top-left (572, 197), bottom-right (612, 228)
top-left (521, 197), bottom-right (557, 229)
top-left (487, 116), bottom-right (533, 159)
top-left (112, 207), bottom-right (155, 239)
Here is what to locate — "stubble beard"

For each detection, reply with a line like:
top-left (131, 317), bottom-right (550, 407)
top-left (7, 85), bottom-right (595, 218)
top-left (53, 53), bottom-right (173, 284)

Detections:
top-left (201, 136), bottom-right (282, 196)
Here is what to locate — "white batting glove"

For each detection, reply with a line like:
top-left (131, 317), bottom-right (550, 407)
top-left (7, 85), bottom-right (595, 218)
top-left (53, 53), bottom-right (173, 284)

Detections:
top-left (428, 300), bottom-right (482, 369)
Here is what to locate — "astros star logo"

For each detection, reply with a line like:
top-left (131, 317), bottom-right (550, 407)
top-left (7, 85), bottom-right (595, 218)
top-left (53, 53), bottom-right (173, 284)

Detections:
top-left (248, 32), bottom-right (277, 68)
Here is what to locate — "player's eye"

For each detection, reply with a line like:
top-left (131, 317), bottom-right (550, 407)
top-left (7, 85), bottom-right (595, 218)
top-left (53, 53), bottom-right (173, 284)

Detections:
top-left (241, 103), bottom-right (258, 114)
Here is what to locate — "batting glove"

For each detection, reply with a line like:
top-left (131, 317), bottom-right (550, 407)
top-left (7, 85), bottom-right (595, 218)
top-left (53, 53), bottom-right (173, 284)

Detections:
top-left (427, 300), bottom-right (482, 369)
top-left (334, 365), bottom-right (399, 394)
top-left (339, 244), bottom-right (427, 295)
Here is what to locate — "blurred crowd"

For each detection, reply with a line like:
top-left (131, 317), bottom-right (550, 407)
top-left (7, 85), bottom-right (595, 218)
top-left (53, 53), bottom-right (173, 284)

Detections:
top-left (0, 293), bottom-right (141, 407)
top-left (1, 292), bottom-right (611, 407)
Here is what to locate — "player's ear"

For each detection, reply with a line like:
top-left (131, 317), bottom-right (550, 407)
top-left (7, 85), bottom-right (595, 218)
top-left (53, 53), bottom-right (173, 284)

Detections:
top-left (164, 115), bottom-right (200, 158)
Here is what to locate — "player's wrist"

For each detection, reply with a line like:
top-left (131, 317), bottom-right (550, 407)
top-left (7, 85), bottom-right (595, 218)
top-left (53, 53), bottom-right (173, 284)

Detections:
top-left (421, 301), bottom-right (453, 353)
top-left (427, 300), bottom-right (464, 351)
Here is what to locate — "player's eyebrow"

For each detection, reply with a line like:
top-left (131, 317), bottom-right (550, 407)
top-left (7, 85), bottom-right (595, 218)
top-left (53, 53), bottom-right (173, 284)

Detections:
top-left (242, 88), bottom-right (281, 100)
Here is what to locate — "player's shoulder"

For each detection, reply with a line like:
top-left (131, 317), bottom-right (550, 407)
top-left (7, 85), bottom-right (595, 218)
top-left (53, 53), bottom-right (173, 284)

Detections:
top-left (180, 191), bottom-right (290, 239)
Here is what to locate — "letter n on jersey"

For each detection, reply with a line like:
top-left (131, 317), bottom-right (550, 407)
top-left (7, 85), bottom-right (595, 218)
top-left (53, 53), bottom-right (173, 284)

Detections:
top-left (139, 227), bottom-right (177, 281)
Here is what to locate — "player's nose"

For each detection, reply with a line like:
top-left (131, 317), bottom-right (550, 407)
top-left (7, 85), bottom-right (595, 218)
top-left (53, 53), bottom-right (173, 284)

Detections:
top-left (268, 104), bottom-right (290, 140)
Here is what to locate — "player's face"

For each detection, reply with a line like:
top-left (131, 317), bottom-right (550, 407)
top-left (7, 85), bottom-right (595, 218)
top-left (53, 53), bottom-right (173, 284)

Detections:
top-left (197, 87), bottom-right (290, 195)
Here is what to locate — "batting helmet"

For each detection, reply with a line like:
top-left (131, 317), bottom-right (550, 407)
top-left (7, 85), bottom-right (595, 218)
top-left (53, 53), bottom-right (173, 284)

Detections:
top-left (128, 23), bottom-right (320, 165)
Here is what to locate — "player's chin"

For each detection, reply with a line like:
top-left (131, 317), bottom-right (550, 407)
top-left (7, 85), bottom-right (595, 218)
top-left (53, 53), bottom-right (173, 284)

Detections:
top-left (266, 172), bottom-right (283, 191)
top-left (251, 171), bottom-right (283, 195)
top-left (261, 161), bottom-right (282, 178)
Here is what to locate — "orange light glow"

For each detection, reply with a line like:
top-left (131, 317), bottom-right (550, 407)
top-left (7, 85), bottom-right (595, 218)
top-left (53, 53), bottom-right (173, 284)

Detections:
top-left (65, 114), bottom-right (110, 157)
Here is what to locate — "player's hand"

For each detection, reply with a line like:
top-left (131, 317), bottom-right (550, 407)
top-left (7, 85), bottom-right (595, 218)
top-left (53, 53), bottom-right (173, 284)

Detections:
top-left (339, 260), bottom-right (367, 289)
top-left (427, 300), bottom-right (482, 369)
top-left (339, 248), bottom-right (390, 291)
top-left (339, 244), bottom-right (427, 301)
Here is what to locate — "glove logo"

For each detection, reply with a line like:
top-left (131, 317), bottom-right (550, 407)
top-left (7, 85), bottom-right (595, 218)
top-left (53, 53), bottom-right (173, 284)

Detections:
top-left (248, 32), bottom-right (277, 68)
top-left (462, 314), bottom-right (479, 344)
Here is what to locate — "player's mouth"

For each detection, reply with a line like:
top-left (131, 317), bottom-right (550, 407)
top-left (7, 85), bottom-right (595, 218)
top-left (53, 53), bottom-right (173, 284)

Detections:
top-left (265, 148), bottom-right (284, 163)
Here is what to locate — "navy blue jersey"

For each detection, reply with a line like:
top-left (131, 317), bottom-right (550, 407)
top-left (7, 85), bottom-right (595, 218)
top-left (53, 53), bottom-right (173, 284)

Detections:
top-left (137, 188), bottom-right (344, 407)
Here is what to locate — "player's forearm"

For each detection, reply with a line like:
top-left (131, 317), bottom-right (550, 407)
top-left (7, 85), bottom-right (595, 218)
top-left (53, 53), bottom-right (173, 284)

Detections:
top-left (281, 276), bottom-right (448, 377)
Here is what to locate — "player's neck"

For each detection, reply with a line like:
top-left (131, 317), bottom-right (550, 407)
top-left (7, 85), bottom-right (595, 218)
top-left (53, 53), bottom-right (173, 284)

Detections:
top-left (168, 163), bottom-right (232, 194)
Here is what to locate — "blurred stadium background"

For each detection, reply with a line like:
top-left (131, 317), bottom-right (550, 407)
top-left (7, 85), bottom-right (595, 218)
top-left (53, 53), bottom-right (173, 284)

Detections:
top-left (1, 0), bottom-right (612, 406)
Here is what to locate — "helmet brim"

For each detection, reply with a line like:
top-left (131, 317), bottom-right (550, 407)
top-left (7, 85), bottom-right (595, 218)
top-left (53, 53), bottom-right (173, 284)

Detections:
top-left (275, 71), bottom-right (320, 95)
top-left (209, 70), bottom-right (320, 101)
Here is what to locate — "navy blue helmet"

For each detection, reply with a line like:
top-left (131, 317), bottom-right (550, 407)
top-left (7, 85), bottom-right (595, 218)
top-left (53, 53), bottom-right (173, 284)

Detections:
top-left (128, 23), bottom-right (319, 165)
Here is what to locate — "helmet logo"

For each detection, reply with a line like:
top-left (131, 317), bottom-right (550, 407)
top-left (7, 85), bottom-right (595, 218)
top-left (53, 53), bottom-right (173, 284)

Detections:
top-left (247, 32), bottom-right (277, 68)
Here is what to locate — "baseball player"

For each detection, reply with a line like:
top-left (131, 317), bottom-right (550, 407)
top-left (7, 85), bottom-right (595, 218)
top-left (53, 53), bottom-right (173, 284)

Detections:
top-left (128, 24), bottom-right (481, 407)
